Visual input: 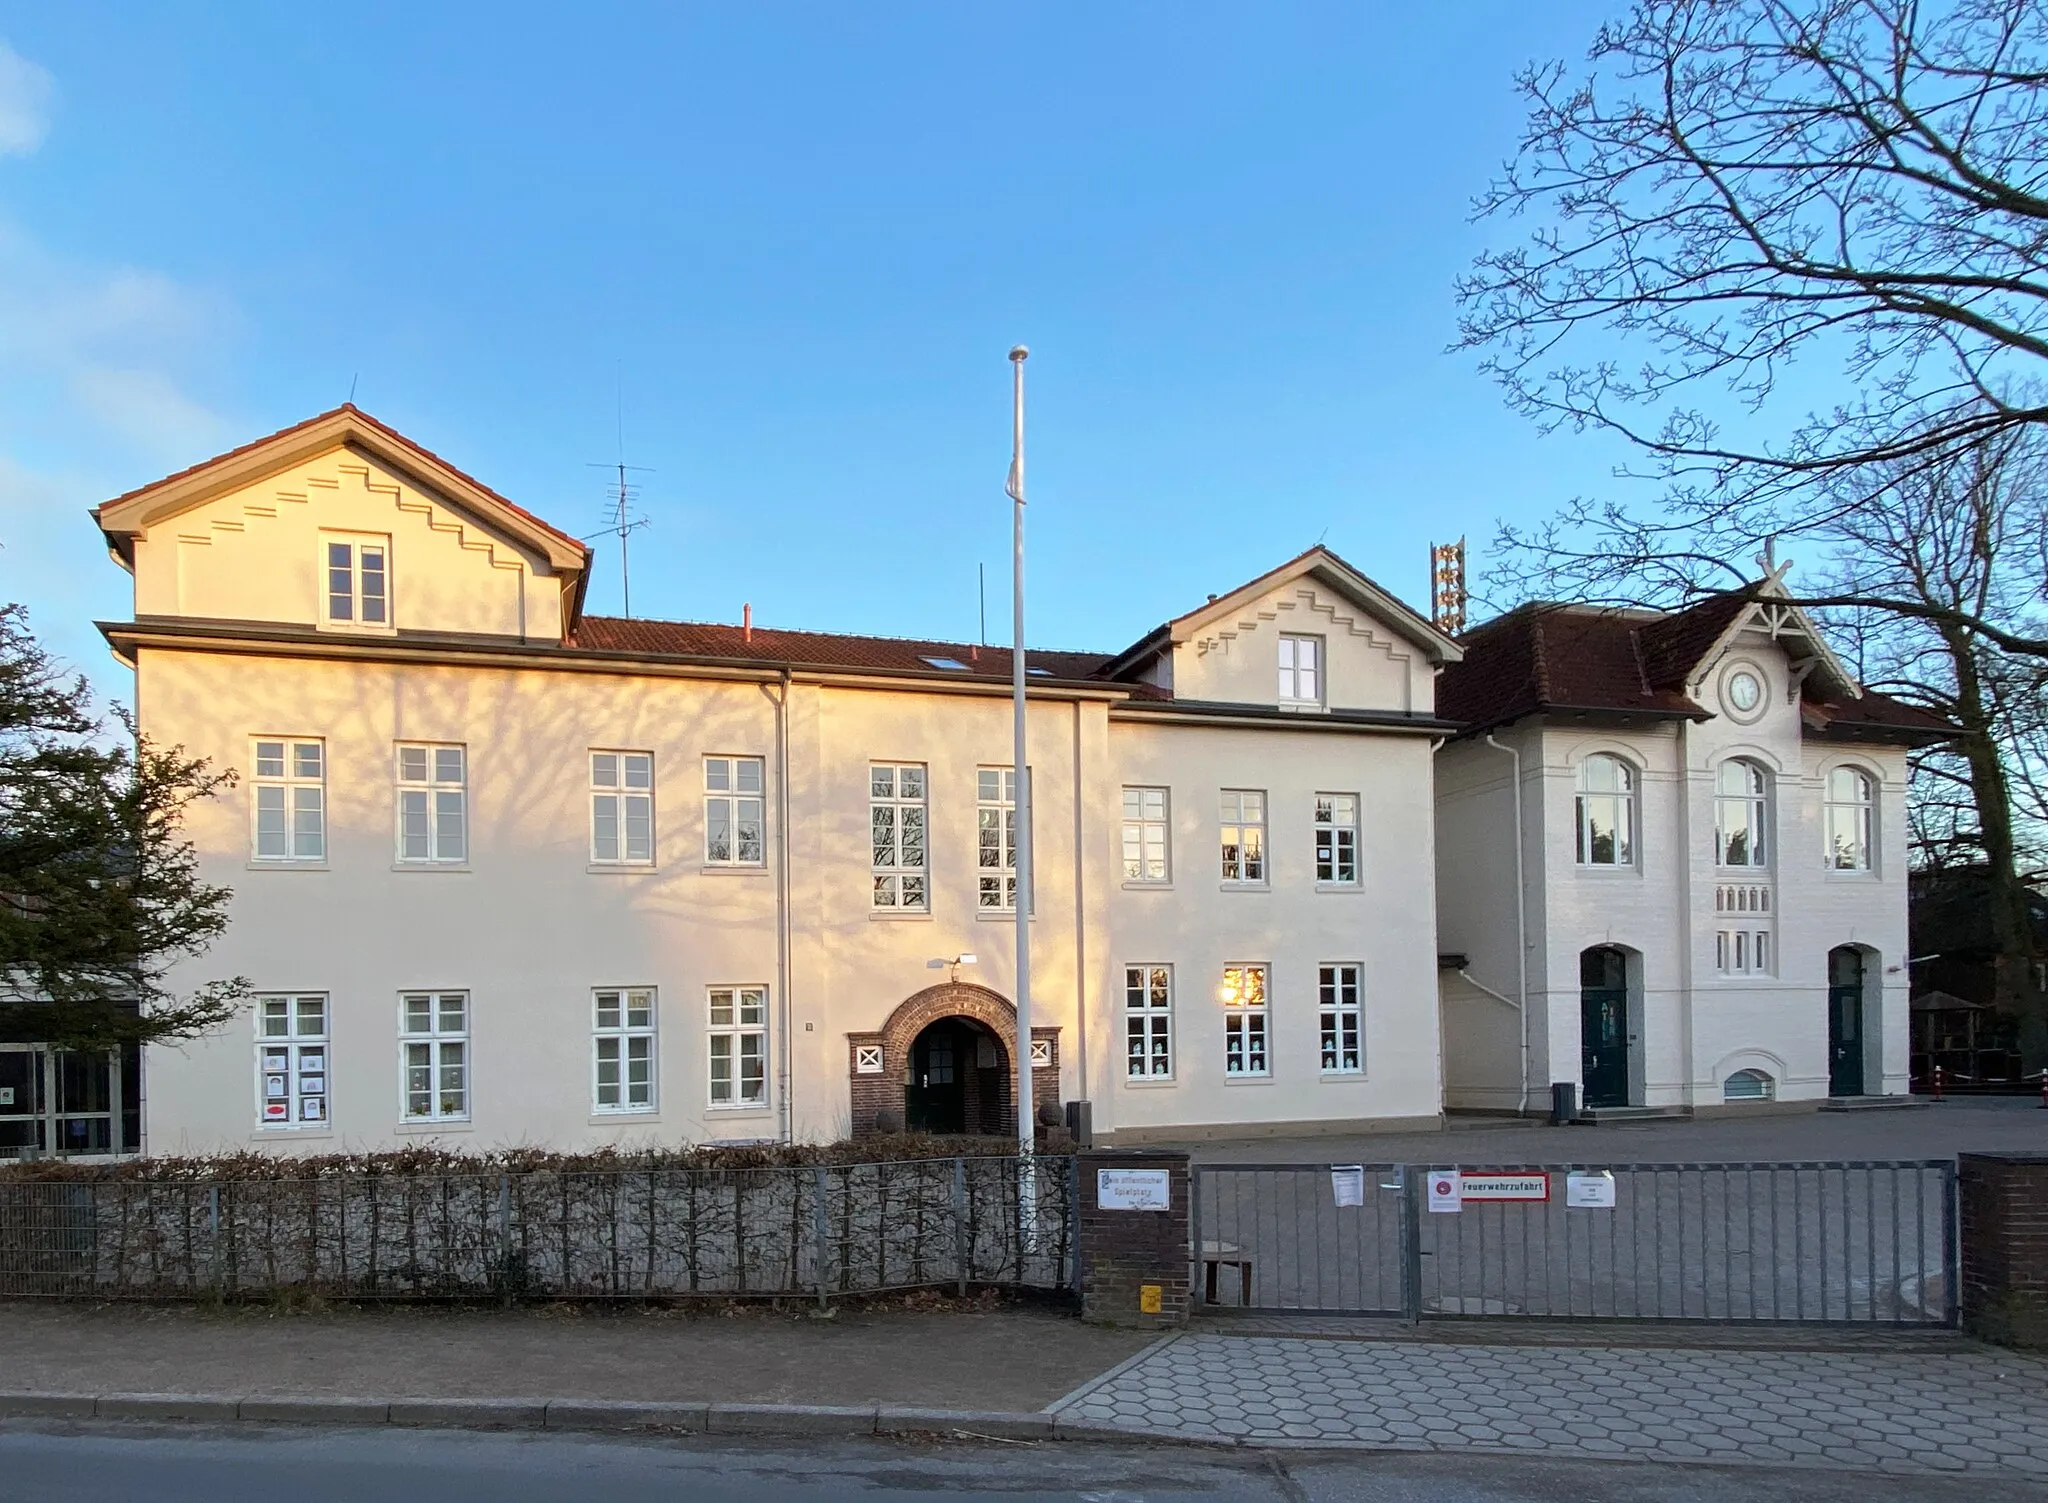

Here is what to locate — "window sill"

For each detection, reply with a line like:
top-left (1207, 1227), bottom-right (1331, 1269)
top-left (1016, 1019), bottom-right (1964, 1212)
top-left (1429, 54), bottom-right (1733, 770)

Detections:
top-left (1573, 865), bottom-right (1642, 878)
top-left (251, 1129), bottom-right (333, 1141)
top-left (391, 863), bottom-right (471, 874)
top-left (700, 864), bottom-right (770, 877)
top-left (974, 910), bottom-right (1036, 922)
top-left (1313, 882), bottom-right (1363, 894)
top-left (589, 1112), bottom-right (659, 1125)
top-left (1278, 701), bottom-right (1327, 713)
top-left (1121, 880), bottom-right (1173, 892)
top-left (1319, 1070), bottom-right (1367, 1081)
top-left (869, 909), bottom-right (934, 921)
top-left (1823, 870), bottom-right (1880, 881)
top-left (1122, 1076), bottom-right (1178, 1088)
top-left (1222, 1074), bottom-right (1272, 1085)
top-left (707, 1104), bottom-right (774, 1116)
top-left (317, 623), bottom-right (398, 637)
top-left (247, 862), bottom-right (330, 873)
top-left (1219, 883), bottom-right (1271, 894)
top-left (394, 1120), bottom-right (474, 1133)
top-left (587, 863), bottom-right (658, 876)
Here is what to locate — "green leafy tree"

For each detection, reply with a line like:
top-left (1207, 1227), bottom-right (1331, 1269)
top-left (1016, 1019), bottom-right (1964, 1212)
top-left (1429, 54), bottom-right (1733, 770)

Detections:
top-left (0, 604), bottom-right (245, 1050)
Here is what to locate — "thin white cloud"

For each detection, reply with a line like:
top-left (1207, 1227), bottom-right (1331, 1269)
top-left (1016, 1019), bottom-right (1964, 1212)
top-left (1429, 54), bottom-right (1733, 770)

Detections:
top-left (0, 41), bottom-right (53, 157)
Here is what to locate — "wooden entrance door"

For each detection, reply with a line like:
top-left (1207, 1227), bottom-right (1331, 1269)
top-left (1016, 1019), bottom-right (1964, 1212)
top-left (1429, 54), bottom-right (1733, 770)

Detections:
top-left (1828, 947), bottom-right (1866, 1098)
top-left (1580, 947), bottom-right (1630, 1109)
top-left (905, 1021), bottom-right (968, 1134)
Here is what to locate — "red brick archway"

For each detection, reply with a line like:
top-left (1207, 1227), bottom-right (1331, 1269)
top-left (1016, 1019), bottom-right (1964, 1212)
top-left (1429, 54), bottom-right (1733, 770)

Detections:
top-left (847, 983), bottom-right (1059, 1138)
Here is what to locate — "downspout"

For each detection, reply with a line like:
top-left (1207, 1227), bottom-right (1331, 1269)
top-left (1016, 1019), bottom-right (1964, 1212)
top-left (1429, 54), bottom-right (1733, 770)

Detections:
top-left (1070, 699), bottom-right (1089, 1132)
top-left (1676, 717), bottom-right (1697, 1112)
top-left (764, 670), bottom-right (794, 1143)
top-left (1484, 732), bottom-right (1532, 1117)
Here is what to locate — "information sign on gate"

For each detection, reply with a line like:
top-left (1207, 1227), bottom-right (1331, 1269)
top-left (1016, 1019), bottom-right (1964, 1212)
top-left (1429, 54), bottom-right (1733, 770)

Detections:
top-left (1426, 1170), bottom-right (1463, 1213)
top-left (1566, 1170), bottom-right (1617, 1208)
top-left (1459, 1172), bottom-right (1550, 1203)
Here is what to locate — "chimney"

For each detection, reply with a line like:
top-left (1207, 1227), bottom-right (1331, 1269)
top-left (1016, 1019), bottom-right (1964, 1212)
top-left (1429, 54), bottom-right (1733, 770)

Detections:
top-left (743, 603), bottom-right (752, 644)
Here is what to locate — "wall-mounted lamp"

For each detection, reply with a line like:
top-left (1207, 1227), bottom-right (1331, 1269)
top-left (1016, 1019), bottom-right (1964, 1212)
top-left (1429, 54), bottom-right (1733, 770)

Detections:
top-left (928, 954), bottom-right (979, 984)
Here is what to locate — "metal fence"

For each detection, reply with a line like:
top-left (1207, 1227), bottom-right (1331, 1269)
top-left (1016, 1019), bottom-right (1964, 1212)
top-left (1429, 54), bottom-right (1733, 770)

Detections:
top-left (0, 1156), bottom-right (1077, 1301)
top-left (1193, 1160), bottom-right (1957, 1325)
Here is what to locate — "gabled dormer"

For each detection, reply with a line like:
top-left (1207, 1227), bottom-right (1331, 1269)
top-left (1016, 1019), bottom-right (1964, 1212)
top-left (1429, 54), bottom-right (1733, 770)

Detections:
top-left (1098, 546), bottom-right (1462, 716)
top-left (93, 406), bottom-right (591, 645)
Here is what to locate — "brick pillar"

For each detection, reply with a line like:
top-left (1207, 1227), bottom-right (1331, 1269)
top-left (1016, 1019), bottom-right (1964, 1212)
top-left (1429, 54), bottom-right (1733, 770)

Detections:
top-left (1959, 1152), bottom-right (2048, 1350)
top-left (1077, 1149), bottom-right (1190, 1329)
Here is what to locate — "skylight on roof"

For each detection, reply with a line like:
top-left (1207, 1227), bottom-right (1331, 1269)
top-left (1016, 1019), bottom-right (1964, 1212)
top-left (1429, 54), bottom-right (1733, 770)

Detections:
top-left (921, 655), bottom-right (972, 671)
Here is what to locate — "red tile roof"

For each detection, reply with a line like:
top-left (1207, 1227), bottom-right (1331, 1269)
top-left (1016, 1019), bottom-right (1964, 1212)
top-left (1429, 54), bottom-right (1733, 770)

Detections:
top-left (574, 615), bottom-right (1126, 687)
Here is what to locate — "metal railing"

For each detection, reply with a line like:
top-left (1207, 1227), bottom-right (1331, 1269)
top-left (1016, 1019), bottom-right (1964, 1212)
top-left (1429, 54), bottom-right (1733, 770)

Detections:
top-left (0, 1156), bottom-right (1077, 1301)
top-left (1192, 1160), bottom-right (1957, 1326)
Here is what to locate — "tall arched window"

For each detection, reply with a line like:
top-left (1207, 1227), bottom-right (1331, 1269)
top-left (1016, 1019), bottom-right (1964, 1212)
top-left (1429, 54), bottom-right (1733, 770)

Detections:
top-left (1575, 755), bottom-right (1635, 866)
top-left (1825, 766), bottom-right (1875, 871)
top-left (1714, 760), bottom-right (1769, 867)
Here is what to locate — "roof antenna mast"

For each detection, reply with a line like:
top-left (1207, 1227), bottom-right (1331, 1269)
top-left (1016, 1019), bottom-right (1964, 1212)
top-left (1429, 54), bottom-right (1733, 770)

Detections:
top-left (584, 368), bottom-right (653, 617)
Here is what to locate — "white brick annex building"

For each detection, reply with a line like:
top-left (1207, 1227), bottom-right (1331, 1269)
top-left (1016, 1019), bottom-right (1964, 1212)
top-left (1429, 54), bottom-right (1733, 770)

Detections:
top-left (0, 408), bottom-right (1946, 1157)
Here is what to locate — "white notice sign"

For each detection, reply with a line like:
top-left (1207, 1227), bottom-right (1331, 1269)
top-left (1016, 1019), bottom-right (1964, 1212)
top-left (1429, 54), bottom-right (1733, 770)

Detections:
top-left (1096, 1168), bottom-right (1171, 1211)
top-left (1426, 1170), bottom-right (1463, 1214)
top-left (1330, 1165), bottom-right (1365, 1208)
top-left (1566, 1171), bottom-right (1618, 1209)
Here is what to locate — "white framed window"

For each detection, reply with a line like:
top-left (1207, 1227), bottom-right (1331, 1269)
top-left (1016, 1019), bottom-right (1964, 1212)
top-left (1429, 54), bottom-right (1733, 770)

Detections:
top-left (591, 751), bottom-right (655, 865)
top-left (708, 985), bottom-right (768, 1107)
top-left (704, 756), bottom-right (765, 866)
top-left (1220, 963), bottom-right (1269, 1076)
top-left (592, 987), bottom-right (656, 1113)
top-left (870, 763), bottom-right (928, 909)
top-left (1576, 755), bottom-right (1635, 866)
top-left (1714, 759), bottom-right (1770, 867)
top-left (1313, 794), bottom-right (1359, 884)
top-left (252, 739), bottom-right (325, 862)
top-left (1723, 1068), bottom-right (1775, 1101)
top-left (1714, 928), bottom-right (1773, 976)
top-left (977, 766), bottom-right (1026, 910)
top-left (1220, 789), bottom-right (1266, 885)
top-left (400, 991), bottom-right (469, 1121)
top-left (396, 744), bottom-right (467, 864)
top-left (1319, 963), bottom-right (1363, 1074)
top-left (1825, 766), bottom-right (1875, 871)
top-left (256, 995), bottom-right (328, 1128)
top-left (1121, 786), bottom-right (1170, 884)
top-left (1277, 633), bottom-right (1322, 706)
top-left (1124, 965), bottom-right (1173, 1079)
top-left (322, 534), bottom-right (389, 627)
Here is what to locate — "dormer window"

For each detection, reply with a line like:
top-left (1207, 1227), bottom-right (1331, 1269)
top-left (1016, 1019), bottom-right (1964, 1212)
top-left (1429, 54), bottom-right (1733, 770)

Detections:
top-left (323, 534), bottom-right (390, 628)
top-left (1278, 634), bottom-right (1323, 707)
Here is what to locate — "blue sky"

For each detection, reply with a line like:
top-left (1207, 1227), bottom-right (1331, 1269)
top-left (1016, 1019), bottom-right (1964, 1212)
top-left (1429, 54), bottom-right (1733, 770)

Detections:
top-left (0, 2), bottom-right (1637, 698)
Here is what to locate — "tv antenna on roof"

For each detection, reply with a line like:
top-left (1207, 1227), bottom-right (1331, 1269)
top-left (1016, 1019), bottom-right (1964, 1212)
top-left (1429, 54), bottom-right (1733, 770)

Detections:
top-left (584, 372), bottom-right (652, 617)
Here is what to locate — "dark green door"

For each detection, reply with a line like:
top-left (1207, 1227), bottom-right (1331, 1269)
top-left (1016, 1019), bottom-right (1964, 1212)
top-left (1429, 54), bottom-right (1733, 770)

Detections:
top-left (1580, 947), bottom-right (1630, 1109)
top-left (905, 1022), bottom-right (967, 1134)
top-left (1828, 947), bottom-right (1866, 1098)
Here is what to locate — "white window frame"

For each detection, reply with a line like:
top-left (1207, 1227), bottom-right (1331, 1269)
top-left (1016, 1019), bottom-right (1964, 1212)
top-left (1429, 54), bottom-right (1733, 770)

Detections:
top-left (1319, 963), bottom-right (1364, 1074)
top-left (256, 995), bottom-right (329, 1128)
top-left (251, 738), bottom-right (326, 863)
top-left (1714, 928), bottom-right (1774, 977)
top-left (1277, 633), bottom-right (1323, 707)
top-left (1575, 755), bottom-right (1636, 868)
top-left (1313, 793), bottom-right (1359, 885)
top-left (1723, 1069), bottom-right (1775, 1101)
top-left (704, 756), bottom-right (766, 867)
top-left (708, 985), bottom-right (769, 1108)
top-left (1714, 759), bottom-right (1770, 868)
top-left (1219, 789), bottom-right (1267, 886)
top-left (321, 533), bottom-right (391, 628)
top-left (592, 987), bottom-right (657, 1113)
top-left (977, 766), bottom-right (1026, 911)
top-left (590, 751), bottom-right (655, 866)
top-left (1121, 786), bottom-right (1171, 885)
top-left (1825, 766), bottom-right (1876, 873)
top-left (1124, 965), bottom-right (1173, 1080)
top-left (870, 763), bottom-right (929, 910)
top-left (399, 991), bottom-right (469, 1122)
top-left (1221, 962), bottom-right (1270, 1077)
top-left (396, 743), bottom-right (468, 864)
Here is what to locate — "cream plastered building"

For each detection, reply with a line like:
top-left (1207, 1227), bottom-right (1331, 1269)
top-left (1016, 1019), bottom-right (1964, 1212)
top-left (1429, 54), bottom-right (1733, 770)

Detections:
top-left (83, 406), bottom-right (1465, 1155)
top-left (1432, 588), bottom-right (1949, 1117)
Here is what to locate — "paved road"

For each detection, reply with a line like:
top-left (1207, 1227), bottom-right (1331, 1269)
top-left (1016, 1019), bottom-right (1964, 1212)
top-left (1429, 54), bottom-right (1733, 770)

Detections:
top-left (0, 1424), bottom-right (2037, 1502)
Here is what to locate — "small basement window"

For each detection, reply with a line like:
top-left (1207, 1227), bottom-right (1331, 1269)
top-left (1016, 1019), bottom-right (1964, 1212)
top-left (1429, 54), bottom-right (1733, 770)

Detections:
top-left (920, 656), bottom-right (971, 671)
top-left (1723, 1069), bottom-right (1775, 1102)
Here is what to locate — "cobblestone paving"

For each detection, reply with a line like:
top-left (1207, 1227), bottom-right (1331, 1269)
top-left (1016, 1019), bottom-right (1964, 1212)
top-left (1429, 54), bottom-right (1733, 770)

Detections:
top-left (1051, 1332), bottom-right (2048, 1478)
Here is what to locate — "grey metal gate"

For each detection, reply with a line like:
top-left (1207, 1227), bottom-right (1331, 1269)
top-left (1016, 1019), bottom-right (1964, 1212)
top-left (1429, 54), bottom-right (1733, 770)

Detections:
top-left (1191, 1160), bottom-right (1958, 1326)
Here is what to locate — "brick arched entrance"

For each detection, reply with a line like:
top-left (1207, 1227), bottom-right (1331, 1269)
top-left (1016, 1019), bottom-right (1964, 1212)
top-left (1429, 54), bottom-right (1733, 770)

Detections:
top-left (847, 982), bottom-right (1060, 1139)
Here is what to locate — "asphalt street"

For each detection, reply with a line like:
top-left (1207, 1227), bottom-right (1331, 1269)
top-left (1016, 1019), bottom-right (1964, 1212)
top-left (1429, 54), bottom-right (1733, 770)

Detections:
top-left (2, 1424), bottom-right (2040, 1503)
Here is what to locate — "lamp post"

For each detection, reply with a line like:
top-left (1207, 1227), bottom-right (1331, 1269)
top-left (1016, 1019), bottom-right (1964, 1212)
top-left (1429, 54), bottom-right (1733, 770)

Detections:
top-left (1006, 345), bottom-right (1034, 1165)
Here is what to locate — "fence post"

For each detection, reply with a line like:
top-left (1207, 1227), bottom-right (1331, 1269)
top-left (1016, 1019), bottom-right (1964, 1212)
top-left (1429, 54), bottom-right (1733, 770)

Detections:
top-left (951, 1157), bottom-right (968, 1296)
top-left (811, 1164), bottom-right (831, 1310)
top-left (1957, 1152), bottom-right (2048, 1348)
top-left (1400, 1165), bottom-right (1423, 1324)
top-left (497, 1175), bottom-right (513, 1302)
top-left (1068, 1156), bottom-right (1084, 1295)
top-left (207, 1183), bottom-right (222, 1299)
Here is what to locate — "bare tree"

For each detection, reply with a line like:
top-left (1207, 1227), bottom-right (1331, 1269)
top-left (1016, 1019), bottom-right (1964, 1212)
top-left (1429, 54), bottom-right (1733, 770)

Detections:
top-left (1459, 0), bottom-right (2048, 656)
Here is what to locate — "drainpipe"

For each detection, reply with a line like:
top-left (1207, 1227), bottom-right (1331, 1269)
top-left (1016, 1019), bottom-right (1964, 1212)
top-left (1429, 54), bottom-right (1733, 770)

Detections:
top-left (1484, 732), bottom-right (1532, 1117)
top-left (763, 669), bottom-right (794, 1143)
top-left (1069, 699), bottom-right (1089, 1139)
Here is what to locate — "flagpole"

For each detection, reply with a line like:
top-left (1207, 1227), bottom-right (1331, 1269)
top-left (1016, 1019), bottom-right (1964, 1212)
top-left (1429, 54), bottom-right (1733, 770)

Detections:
top-left (1007, 345), bottom-right (1033, 1165)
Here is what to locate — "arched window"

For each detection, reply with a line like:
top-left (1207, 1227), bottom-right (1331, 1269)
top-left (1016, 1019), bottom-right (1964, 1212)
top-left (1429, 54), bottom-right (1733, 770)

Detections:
top-left (1825, 767), bottom-right (1875, 871)
top-left (1575, 755), bottom-right (1635, 866)
top-left (1723, 1068), bottom-right (1775, 1102)
top-left (1714, 760), bottom-right (1769, 867)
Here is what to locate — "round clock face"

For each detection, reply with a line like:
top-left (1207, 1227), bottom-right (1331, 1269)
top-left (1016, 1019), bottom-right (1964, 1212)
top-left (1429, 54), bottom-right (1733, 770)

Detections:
top-left (1727, 670), bottom-right (1762, 713)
